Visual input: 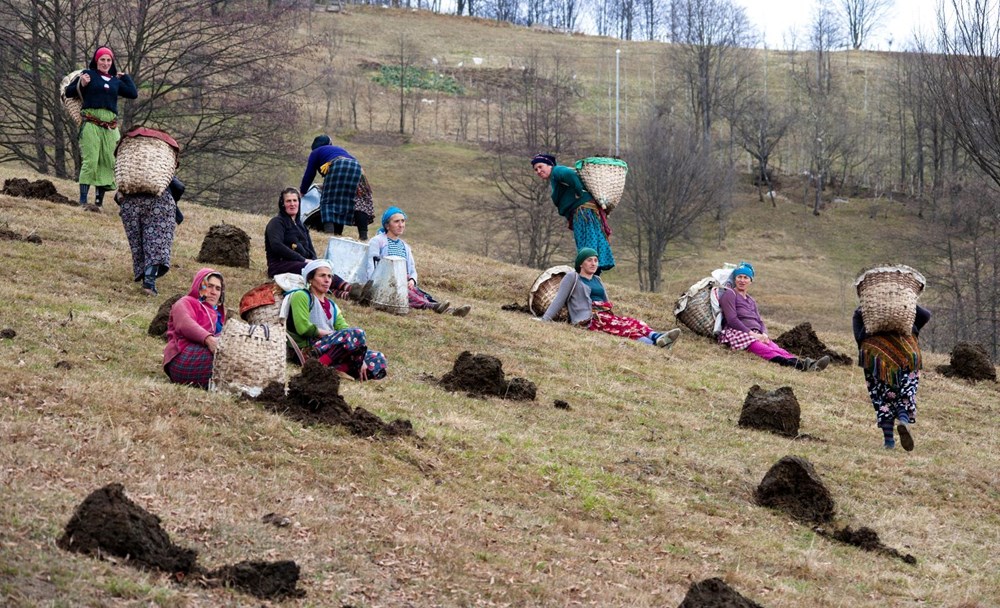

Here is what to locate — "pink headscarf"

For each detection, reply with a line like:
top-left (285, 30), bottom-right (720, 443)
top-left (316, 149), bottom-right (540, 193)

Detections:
top-left (94, 47), bottom-right (114, 62)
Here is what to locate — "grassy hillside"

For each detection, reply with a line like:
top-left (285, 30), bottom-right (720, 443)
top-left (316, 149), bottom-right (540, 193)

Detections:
top-left (1, 163), bottom-right (997, 606)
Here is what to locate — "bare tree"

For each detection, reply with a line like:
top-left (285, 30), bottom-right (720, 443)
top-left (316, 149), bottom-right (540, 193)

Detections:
top-left (624, 109), bottom-right (731, 292)
top-left (388, 33), bottom-right (420, 134)
top-left (839, 0), bottom-right (894, 49)
top-left (732, 96), bottom-right (795, 204)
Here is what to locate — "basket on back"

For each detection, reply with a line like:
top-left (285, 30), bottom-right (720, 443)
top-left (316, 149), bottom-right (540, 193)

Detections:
top-left (674, 284), bottom-right (716, 337)
top-left (59, 70), bottom-right (84, 126)
top-left (855, 265), bottom-right (926, 335)
top-left (239, 282), bottom-right (283, 327)
top-left (115, 127), bottom-right (180, 196)
top-left (529, 265), bottom-right (574, 322)
top-left (210, 318), bottom-right (285, 397)
top-left (574, 157), bottom-right (628, 213)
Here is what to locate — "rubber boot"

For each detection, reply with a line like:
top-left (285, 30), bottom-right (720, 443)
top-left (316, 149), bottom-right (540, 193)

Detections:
top-left (95, 187), bottom-right (107, 207)
top-left (79, 184), bottom-right (90, 206)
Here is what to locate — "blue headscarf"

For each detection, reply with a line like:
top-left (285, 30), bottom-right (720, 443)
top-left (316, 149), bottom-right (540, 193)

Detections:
top-left (730, 261), bottom-right (755, 282)
top-left (379, 206), bottom-right (406, 235)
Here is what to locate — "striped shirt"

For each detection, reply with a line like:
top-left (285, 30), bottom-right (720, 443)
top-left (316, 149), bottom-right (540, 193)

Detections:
top-left (385, 237), bottom-right (408, 259)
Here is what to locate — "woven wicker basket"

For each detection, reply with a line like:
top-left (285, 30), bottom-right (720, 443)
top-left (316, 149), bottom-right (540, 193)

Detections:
top-left (675, 284), bottom-right (716, 337)
top-left (855, 265), bottom-right (926, 335)
top-left (115, 134), bottom-right (177, 195)
top-left (529, 265), bottom-right (574, 321)
top-left (59, 70), bottom-right (84, 126)
top-left (210, 319), bottom-right (286, 397)
top-left (575, 157), bottom-right (628, 213)
top-left (245, 302), bottom-right (282, 327)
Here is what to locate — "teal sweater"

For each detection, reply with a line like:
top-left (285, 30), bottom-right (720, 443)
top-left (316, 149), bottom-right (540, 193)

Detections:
top-left (549, 165), bottom-right (593, 219)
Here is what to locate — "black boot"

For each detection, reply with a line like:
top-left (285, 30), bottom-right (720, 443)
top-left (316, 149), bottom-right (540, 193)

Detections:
top-left (142, 265), bottom-right (159, 296)
top-left (95, 187), bottom-right (107, 207)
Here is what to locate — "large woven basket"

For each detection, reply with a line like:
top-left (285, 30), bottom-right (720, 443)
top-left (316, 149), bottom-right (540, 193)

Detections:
top-left (239, 282), bottom-right (282, 324)
top-left (59, 70), bottom-right (84, 126)
top-left (675, 284), bottom-right (716, 337)
top-left (855, 265), bottom-right (926, 335)
top-left (575, 157), bottom-right (628, 213)
top-left (528, 265), bottom-right (574, 321)
top-left (115, 128), bottom-right (179, 195)
top-left (210, 319), bottom-right (286, 397)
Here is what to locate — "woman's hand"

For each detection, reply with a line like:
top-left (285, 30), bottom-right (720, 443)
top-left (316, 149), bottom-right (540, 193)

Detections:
top-left (751, 330), bottom-right (771, 344)
top-left (205, 335), bottom-right (218, 353)
top-left (316, 328), bottom-right (332, 338)
top-left (79, 73), bottom-right (91, 87)
top-left (407, 278), bottom-right (416, 288)
top-left (358, 365), bottom-right (369, 382)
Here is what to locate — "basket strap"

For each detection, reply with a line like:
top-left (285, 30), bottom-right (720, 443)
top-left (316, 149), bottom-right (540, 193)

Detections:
top-left (247, 324), bottom-right (271, 340)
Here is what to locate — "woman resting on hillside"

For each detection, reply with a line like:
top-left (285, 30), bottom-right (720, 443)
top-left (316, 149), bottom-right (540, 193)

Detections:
top-left (284, 260), bottom-right (386, 381)
top-left (64, 47), bottom-right (138, 207)
top-left (531, 153), bottom-right (615, 273)
top-left (717, 262), bottom-right (830, 371)
top-left (265, 187), bottom-right (371, 302)
top-left (853, 300), bottom-right (931, 451)
top-left (299, 135), bottom-right (373, 239)
top-left (538, 248), bottom-right (680, 348)
top-left (163, 268), bottom-right (225, 388)
top-left (365, 206), bottom-right (471, 317)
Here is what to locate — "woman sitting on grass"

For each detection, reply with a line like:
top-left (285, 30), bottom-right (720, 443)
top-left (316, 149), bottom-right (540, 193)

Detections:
top-left (538, 248), bottom-right (681, 349)
top-left (366, 206), bottom-right (471, 317)
top-left (284, 260), bottom-right (386, 381)
top-left (717, 262), bottom-right (830, 371)
top-left (163, 268), bottom-right (225, 388)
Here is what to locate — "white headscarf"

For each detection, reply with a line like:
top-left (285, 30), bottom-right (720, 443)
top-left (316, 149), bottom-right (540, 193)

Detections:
top-left (278, 260), bottom-right (334, 321)
top-left (301, 258), bottom-right (333, 282)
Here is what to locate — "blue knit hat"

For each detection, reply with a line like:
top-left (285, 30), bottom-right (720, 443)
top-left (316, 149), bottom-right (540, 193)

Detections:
top-left (575, 248), bottom-right (599, 272)
top-left (378, 206), bottom-right (406, 234)
top-left (731, 261), bottom-right (755, 282)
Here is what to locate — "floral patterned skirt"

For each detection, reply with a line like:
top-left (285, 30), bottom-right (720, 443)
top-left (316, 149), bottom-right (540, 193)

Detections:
top-left (587, 306), bottom-right (652, 341)
top-left (309, 327), bottom-right (386, 381)
top-left (864, 369), bottom-right (919, 427)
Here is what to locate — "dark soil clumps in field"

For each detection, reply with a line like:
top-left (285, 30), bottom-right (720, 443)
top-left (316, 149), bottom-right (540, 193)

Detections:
top-left (501, 302), bottom-right (533, 315)
top-left (756, 456), bottom-right (835, 523)
top-left (57, 483), bottom-right (304, 600)
top-left (254, 361), bottom-right (413, 438)
top-left (2, 177), bottom-right (76, 205)
top-left (936, 342), bottom-right (996, 382)
top-left (197, 223), bottom-right (251, 268)
top-left (438, 351), bottom-right (537, 400)
top-left (148, 294), bottom-right (183, 338)
top-left (57, 483), bottom-right (199, 575)
top-left (678, 577), bottom-right (766, 607)
top-left (553, 399), bottom-right (571, 410)
top-left (0, 328), bottom-right (15, 339)
top-left (54, 360), bottom-right (72, 370)
top-left (739, 385), bottom-right (800, 437)
top-left (774, 323), bottom-right (851, 365)
top-left (0, 222), bottom-right (42, 244)
top-left (817, 525), bottom-right (917, 565)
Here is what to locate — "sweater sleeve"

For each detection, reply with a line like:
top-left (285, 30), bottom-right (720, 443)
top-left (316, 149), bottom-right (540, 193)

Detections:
top-left (265, 217), bottom-right (306, 263)
top-left (299, 150), bottom-right (321, 194)
top-left (117, 74), bottom-right (138, 99)
top-left (913, 305), bottom-right (932, 336)
top-left (289, 291), bottom-right (318, 340)
top-left (404, 240), bottom-right (418, 283)
top-left (852, 307), bottom-right (867, 345)
top-left (170, 299), bottom-right (213, 345)
top-left (719, 290), bottom-right (753, 333)
top-left (542, 272), bottom-right (577, 321)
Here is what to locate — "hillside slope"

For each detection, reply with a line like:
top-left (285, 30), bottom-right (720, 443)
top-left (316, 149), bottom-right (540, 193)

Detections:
top-left (1, 172), bottom-right (997, 607)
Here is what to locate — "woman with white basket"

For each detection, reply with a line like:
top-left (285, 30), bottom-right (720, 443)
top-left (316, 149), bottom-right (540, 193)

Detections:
top-left (163, 268), bottom-right (226, 388)
top-left (531, 153), bottom-right (615, 273)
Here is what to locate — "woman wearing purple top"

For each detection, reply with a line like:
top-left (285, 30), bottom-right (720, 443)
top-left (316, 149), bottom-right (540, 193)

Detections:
top-left (717, 262), bottom-right (830, 371)
top-left (299, 135), bottom-right (373, 239)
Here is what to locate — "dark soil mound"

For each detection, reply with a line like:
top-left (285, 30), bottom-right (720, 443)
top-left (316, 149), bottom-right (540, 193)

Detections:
top-left (2, 177), bottom-right (75, 205)
top-left (739, 385), bottom-right (800, 437)
top-left (774, 323), bottom-right (851, 365)
top-left (439, 351), bottom-right (537, 400)
top-left (207, 560), bottom-right (303, 600)
top-left (936, 342), bottom-right (996, 382)
top-left (678, 577), bottom-right (765, 608)
top-left (57, 483), bottom-right (199, 574)
top-left (0, 222), bottom-right (42, 244)
top-left (553, 399), bottom-right (571, 410)
top-left (148, 294), bottom-right (184, 338)
top-left (197, 223), bottom-right (251, 268)
top-left (255, 361), bottom-right (413, 438)
top-left (501, 302), bottom-right (533, 315)
top-left (0, 328), bottom-right (15, 339)
top-left (818, 525), bottom-right (916, 565)
top-left (756, 456), bottom-right (835, 523)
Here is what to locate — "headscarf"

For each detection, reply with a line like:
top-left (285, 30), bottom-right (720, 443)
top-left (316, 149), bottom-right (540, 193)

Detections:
top-left (94, 47), bottom-right (114, 62)
top-left (379, 206), bottom-right (406, 235)
top-left (730, 261), bottom-right (755, 282)
top-left (575, 247), bottom-right (599, 272)
top-left (311, 135), bottom-right (332, 150)
top-left (531, 153), bottom-right (556, 167)
top-left (88, 47), bottom-right (118, 76)
top-left (302, 258), bottom-right (333, 283)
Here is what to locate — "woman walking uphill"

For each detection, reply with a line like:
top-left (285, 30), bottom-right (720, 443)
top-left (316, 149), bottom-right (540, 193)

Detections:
top-left (299, 135), bottom-right (373, 239)
top-left (531, 153), bottom-right (615, 273)
top-left (64, 47), bottom-right (138, 207)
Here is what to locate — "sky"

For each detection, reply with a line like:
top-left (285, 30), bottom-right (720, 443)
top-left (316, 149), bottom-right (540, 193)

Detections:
top-left (735, 0), bottom-right (941, 50)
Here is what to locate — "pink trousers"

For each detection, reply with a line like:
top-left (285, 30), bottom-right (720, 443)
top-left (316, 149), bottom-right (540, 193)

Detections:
top-left (746, 339), bottom-right (796, 361)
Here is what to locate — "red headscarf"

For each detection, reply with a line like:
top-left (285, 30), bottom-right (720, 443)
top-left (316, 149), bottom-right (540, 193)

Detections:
top-left (94, 47), bottom-right (114, 73)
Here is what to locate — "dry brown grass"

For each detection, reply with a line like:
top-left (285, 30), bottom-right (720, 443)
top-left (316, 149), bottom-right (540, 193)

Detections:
top-left (1, 160), bottom-right (998, 607)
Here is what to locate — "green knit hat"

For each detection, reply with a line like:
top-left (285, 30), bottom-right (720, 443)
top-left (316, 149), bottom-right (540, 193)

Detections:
top-left (575, 248), bottom-right (599, 272)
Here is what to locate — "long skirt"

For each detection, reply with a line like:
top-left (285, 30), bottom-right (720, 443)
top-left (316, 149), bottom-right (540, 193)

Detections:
top-left (78, 109), bottom-right (120, 188)
top-left (319, 157), bottom-right (363, 225)
top-left (165, 344), bottom-right (214, 389)
top-left (119, 190), bottom-right (175, 281)
top-left (308, 327), bottom-right (387, 381)
top-left (865, 369), bottom-right (919, 428)
top-left (408, 285), bottom-right (439, 309)
top-left (588, 308), bottom-right (653, 341)
top-left (572, 207), bottom-right (615, 272)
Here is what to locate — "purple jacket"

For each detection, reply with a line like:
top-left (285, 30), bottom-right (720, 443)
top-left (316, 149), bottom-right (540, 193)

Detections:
top-left (719, 288), bottom-right (766, 334)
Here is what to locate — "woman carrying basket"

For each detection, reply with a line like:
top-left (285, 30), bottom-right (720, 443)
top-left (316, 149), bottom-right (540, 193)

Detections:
top-left (64, 47), bottom-right (138, 207)
top-left (299, 135), bottom-right (373, 240)
top-left (538, 248), bottom-right (680, 348)
top-left (284, 260), bottom-right (386, 381)
top-left (163, 268), bottom-right (226, 389)
top-left (531, 153), bottom-right (615, 273)
top-left (853, 297), bottom-right (931, 451)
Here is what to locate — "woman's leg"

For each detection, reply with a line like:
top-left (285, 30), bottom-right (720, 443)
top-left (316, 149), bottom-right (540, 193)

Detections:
top-left (140, 192), bottom-right (176, 288)
top-left (588, 310), bottom-right (653, 341)
top-left (118, 198), bottom-right (145, 281)
top-left (864, 370), bottom-right (898, 448)
top-left (746, 340), bottom-right (797, 362)
top-left (354, 210), bottom-right (369, 241)
top-left (310, 328), bottom-right (369, 378)
top-left (409, 285), bottom-right (447, 311)
top-left (165, 344), bottom-right (215, 388)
